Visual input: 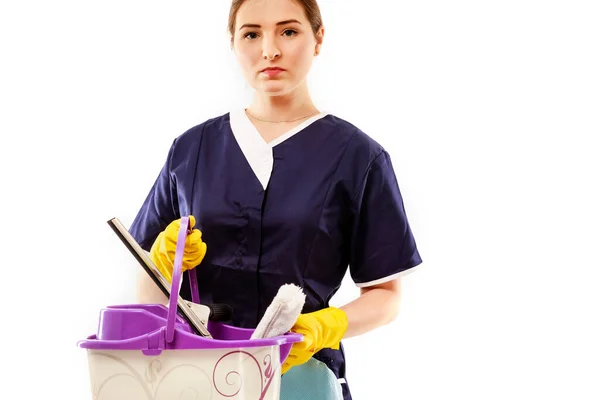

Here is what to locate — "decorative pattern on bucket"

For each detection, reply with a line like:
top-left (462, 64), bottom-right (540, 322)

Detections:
top-left (86, 346), bottom-right (281, 400)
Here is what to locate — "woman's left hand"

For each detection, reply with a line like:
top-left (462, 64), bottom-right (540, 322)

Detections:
top-left (282, 307), bottom-right (349, 374)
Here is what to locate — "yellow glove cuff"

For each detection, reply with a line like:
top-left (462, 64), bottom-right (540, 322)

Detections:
top-left (293, 306), bottom-right (349, 352)
top-left (281, 307), bottom-right (348, 374)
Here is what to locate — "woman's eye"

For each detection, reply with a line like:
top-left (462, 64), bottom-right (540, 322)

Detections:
top-left (244, 32), bottom-right (259, 40)
top-left (283, 29), bottom-right (297, 37)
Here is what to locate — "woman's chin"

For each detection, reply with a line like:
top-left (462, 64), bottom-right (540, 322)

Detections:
top-left (256, 81), bottom-right (293, 96)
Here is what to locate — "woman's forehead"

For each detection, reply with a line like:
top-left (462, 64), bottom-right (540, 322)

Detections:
top-left (236, 0), bottom-right (307, 27)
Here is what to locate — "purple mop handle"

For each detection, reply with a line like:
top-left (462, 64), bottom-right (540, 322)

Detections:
top-left (186, 216), bottom-right (200, 304)
top-left (189, 262), bottom-right (200, 304)
top-left (166, 216), bottom-right (189, 343)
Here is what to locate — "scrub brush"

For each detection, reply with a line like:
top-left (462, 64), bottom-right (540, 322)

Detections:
top-left (251, 283), bottom-right (306, 339)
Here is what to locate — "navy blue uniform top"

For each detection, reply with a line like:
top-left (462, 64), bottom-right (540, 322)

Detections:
top-left (130, 110), bottom-right (422, 399)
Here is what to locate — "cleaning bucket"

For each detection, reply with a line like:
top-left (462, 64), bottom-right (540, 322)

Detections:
top-left (78, 217), bottom-right (302, 400)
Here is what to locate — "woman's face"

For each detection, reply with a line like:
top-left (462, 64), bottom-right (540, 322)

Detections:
top-left (233, 0), bottom-right (323, 96)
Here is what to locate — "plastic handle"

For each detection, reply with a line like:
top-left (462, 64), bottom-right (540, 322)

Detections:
top-left (189, 267), bottom-right (200, 304)
top-left (165, 216), bottom-right (190, 343)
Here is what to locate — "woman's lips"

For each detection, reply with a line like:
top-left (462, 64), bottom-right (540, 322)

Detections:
top-left (261, 67), bottom-right (285, 77)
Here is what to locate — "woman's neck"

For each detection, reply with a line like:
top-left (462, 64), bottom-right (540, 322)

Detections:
top-left (247, 83), bottom-right (318, 122)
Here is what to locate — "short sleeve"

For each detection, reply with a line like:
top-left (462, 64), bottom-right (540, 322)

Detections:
top-left (129, 142), bottom-right (180, 251)
top-left (349, 150), bottom-right (422, 287)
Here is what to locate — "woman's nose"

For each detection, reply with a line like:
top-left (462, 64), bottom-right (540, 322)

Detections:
top-left (262, 37), bottom-right (281, 60)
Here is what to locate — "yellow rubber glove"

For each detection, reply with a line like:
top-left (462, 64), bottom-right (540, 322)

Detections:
top-left (149, 216), bottom-right (207, 283)
top-left (281, 307), bottom-right (348, 375)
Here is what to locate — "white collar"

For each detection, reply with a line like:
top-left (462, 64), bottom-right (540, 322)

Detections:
top-left (229, 109), bottom-right (329, 189)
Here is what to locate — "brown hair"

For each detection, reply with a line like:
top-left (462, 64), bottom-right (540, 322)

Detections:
top-left (228, 0), bottom-right (323, 42)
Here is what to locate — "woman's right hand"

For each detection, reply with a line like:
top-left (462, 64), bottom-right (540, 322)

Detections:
top-left (149, 216), bottom-right (207, 282)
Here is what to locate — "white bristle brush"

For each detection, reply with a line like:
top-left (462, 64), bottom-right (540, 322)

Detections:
top-left (251, 283), bottom-right (306, 339)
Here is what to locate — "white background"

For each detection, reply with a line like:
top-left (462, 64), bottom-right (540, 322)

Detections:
top-left (1, 0), bottom-right (599, 399)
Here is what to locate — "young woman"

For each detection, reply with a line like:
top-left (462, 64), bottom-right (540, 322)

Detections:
top-left (130, 1), bottom-right (422, 398)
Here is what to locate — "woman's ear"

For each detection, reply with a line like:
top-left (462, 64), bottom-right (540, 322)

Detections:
top-left (315, 26), bottom-right (325, 56)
